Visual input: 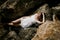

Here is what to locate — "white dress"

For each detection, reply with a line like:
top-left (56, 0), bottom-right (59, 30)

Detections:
top-left (20, 15), bottom-right (37, 28)
top-left (8, 14), bottom-right (42, 28)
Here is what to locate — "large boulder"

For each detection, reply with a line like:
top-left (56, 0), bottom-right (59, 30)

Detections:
top-left (32, 21), bottom-right (60, 40)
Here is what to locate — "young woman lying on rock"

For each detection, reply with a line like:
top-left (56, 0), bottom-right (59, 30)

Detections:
top-left (8, 12), bottom-right (45, 28)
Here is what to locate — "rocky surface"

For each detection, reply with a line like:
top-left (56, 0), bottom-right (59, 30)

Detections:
top-left (32, 21), bottom-right (60, 40)
top-left (0, 0), bottom-right (60, 40)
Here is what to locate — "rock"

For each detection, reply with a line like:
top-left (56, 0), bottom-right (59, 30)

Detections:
top-left (18, 28), bottom-right (37, 40)
top-left (32, 21), bottom-right (60, 40)
top-left (0, 0), bottom-right (60, 40)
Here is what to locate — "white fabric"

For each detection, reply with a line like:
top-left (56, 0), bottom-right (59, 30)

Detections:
top-left (20, 15), bottom-right (37, 28)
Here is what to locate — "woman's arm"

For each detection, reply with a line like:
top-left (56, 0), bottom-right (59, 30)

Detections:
top-left (36, 20), bottom-right (43, 24)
